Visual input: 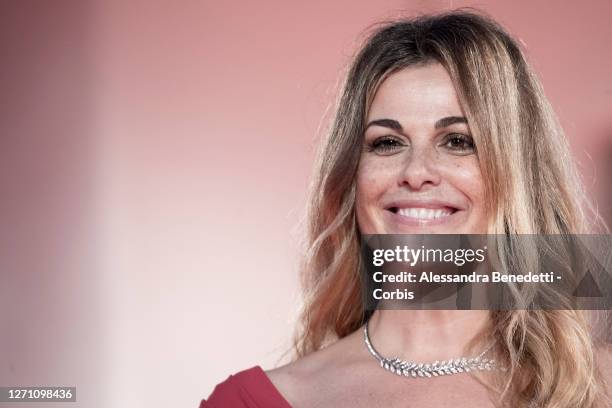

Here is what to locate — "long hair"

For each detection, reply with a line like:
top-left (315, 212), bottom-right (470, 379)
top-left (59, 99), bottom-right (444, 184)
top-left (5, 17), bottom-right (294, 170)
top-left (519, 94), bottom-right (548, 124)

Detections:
top-left (294, 9), bottom-right (610, 408)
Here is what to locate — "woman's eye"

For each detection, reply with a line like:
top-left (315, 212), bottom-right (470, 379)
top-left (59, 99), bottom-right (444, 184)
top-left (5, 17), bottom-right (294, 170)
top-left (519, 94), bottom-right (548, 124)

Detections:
top-left (443, 133), bottom-right (476, 153)
top-left (367, 136), bottom-right (404, 155)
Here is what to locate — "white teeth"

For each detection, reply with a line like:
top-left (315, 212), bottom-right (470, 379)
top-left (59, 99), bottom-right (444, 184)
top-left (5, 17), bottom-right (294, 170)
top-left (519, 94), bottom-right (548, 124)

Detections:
top-left (397, 207), bottom-right (452, 220)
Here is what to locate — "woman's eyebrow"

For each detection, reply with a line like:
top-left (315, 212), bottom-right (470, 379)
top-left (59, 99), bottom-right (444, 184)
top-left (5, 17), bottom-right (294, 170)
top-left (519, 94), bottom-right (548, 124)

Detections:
top-left (365, 116), bottom-right (468, 131)
top-left (434, 116), bottom-right (467, 129)
top-left (365, 118), bottom-right (403, 131)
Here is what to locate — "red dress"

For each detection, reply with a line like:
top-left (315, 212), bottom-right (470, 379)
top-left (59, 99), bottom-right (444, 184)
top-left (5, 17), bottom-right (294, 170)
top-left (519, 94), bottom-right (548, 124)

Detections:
top-left (200, 366), bottom-right (292, 408)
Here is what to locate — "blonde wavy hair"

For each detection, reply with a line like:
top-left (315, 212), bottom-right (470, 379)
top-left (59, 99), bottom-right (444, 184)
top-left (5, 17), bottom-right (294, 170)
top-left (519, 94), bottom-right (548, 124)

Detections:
top-left (294, 9), bottom-right (610, 408)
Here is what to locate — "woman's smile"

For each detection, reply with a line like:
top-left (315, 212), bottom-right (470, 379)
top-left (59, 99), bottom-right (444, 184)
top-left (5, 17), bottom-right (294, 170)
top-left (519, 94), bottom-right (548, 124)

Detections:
top-left (384, 199), bottom-right (462, 226)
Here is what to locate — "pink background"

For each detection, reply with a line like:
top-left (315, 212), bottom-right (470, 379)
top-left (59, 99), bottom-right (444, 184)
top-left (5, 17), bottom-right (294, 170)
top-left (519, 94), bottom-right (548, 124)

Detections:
top-left (1, 1), bottom-right (611, 407)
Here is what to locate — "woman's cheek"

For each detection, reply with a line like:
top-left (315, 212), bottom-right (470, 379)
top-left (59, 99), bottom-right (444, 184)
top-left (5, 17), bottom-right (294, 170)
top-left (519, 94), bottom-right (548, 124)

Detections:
top-left (445, 157), bottom-right (483, 197)
top-left (444, 160), bottom-right (486, 230)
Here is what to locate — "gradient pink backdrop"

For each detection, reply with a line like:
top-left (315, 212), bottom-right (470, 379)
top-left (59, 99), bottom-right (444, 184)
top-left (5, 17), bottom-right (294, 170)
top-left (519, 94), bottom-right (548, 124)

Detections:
top-left (1, 1), bottom-right (611, 407)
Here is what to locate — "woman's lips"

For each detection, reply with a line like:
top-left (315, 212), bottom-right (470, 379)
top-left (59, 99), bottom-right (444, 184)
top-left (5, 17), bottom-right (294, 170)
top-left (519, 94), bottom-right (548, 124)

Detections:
top-left (384, 202), bottom-right (461, 227)
top-left (391, 207), bottom-right (454, 220)
top-left (385, 207), bottom-right (461, 226)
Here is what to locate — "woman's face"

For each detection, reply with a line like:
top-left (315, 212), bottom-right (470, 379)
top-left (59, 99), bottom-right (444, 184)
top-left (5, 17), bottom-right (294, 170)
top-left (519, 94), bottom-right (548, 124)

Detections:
top-left (356, 62), bottom-right (487, 234)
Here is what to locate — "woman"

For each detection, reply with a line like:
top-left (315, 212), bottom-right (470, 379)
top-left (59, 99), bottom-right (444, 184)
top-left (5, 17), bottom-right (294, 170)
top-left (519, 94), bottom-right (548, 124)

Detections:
top-left (201, 10), bottom-right (611, 407)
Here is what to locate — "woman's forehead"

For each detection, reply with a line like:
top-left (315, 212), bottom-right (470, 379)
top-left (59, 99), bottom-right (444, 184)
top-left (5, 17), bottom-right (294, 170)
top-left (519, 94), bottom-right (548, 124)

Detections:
top-left (367, 63), bottom-right (465, 125)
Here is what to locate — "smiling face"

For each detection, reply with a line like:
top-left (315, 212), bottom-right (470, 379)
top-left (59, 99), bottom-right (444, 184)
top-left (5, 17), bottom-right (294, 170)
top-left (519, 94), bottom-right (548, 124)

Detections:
top-left (355, 62), bottom-right (488, 234)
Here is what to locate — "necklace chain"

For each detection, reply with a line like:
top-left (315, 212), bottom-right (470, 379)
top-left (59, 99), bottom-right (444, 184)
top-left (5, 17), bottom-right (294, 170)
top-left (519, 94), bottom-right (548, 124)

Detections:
top-left (364, 320), bottom-right (498, 378)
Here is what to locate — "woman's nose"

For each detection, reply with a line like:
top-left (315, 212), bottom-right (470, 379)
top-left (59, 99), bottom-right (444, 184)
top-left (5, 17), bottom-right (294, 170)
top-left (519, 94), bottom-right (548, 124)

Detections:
top-left (398, 145), bottom-right (442, 191)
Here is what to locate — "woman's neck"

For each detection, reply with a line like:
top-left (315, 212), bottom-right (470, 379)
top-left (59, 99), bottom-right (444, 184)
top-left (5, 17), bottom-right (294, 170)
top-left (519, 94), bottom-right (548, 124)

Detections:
top-left (366, 309), bottom-right (493, 362)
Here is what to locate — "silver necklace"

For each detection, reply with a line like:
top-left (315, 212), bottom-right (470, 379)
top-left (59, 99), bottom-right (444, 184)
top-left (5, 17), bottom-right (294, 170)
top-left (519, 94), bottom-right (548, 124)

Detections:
top-left (364, 320), bottom-right (498, 378)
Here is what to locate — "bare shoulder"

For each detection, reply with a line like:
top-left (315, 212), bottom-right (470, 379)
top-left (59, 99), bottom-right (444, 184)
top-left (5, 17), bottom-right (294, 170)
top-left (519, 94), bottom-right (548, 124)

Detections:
top-left (265, 341), bottom-right (343, 404)
top-left (265, 348), bottom-right (326, 403)
top-left (266, 330), bottom-right (364, 405)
